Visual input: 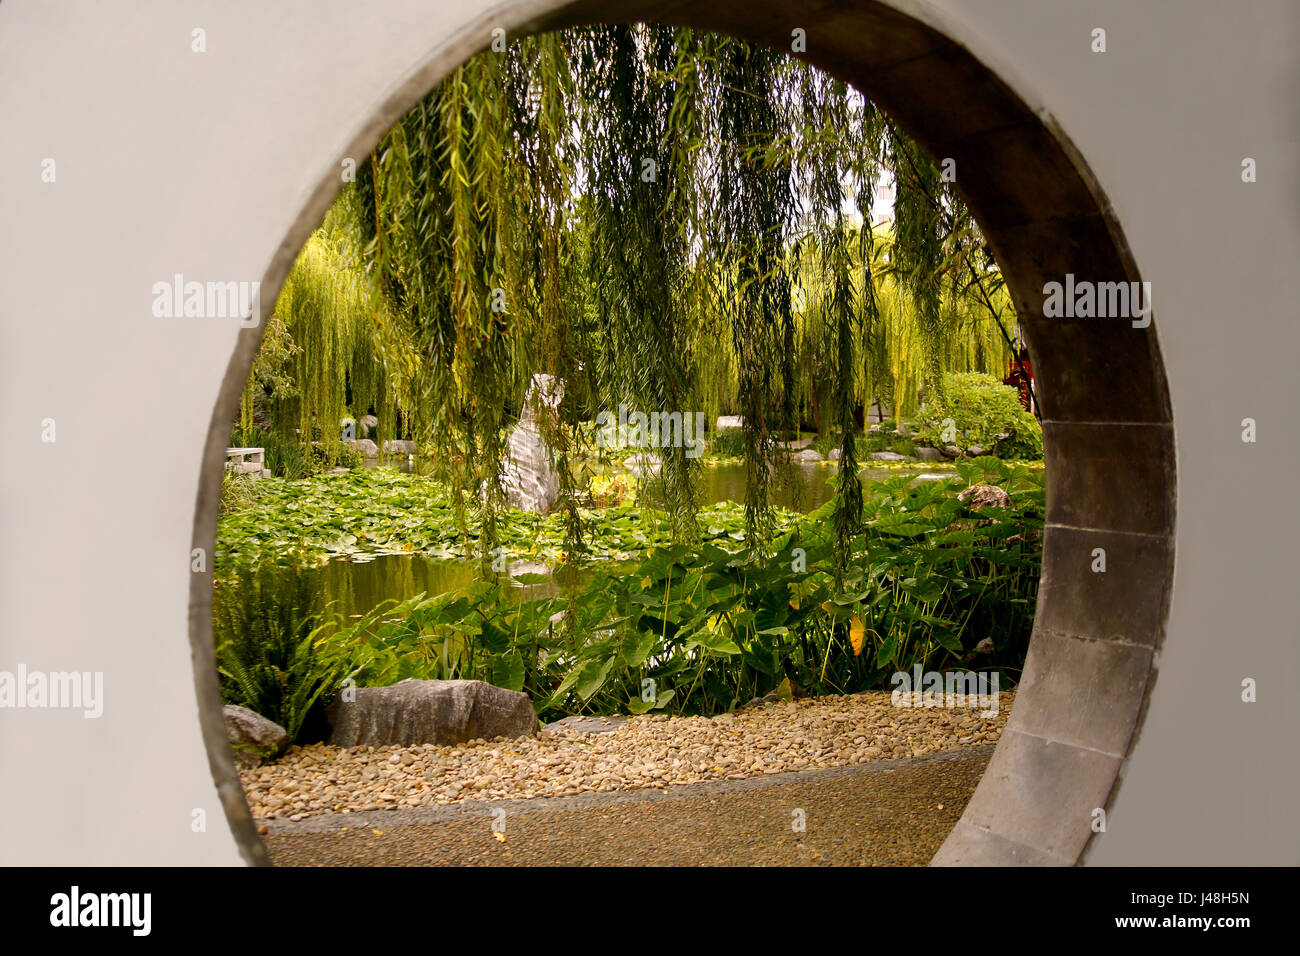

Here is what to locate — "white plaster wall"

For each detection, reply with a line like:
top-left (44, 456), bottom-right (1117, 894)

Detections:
top-left (0, 0), bottom-right (1295, 865)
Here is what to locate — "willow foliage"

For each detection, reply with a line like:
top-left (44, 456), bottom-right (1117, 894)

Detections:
top-left (245, 24), bottom-right (1023, 582)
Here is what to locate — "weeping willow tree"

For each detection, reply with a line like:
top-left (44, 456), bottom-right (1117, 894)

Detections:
top-left (793, 72), bottom-right (886, 579)
top-left (245, 198), bottom-right (419, 446)
top-left (576, 24), bottom-right (705, 544)
top-left (245, 23), bottom-right (1025, 583)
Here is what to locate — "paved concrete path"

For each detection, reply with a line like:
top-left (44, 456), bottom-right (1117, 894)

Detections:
top-left (263, 745), bottom-right (993, 866)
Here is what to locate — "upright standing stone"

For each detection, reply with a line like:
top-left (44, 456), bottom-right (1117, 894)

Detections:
top-left (500, 373), bottom-right (564, 513)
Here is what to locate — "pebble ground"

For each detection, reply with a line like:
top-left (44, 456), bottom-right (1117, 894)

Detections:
top-left (241, 691), bottom-right (1012, 822)
top-left (264, 746), bottom-right (994, 866)
top-left (247, 690), bottom-right (1010, 865)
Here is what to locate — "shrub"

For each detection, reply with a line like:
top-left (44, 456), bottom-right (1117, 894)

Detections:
top-left (914, 372), bottom-right (1043, 460)
top-left (213, 559), bottom-right (348, 744)
top-left (230, 425), bottom-right (315, 478)
top-left (707, 427), bottom-right (747, 458)
top-left (304, 459), bottom-right (1044, 720)
top-left (219, 471), bottom-right (262, 513)
top-left (863, 432), bottom-right (916, 457)
top-left (311, 439), bottom-right (364, 471)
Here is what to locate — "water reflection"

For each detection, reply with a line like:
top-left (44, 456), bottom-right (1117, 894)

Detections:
top-left (235, 460), bottom-right (942, 621)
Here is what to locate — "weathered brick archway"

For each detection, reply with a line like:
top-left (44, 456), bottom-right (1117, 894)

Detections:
top-left (190, 0), bottom-right (1174, 866)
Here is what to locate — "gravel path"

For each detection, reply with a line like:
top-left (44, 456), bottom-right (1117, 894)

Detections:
top-left (263, 746), bottom-right (994, 866)
top-left (242, 690), bottom-right (1012, 823)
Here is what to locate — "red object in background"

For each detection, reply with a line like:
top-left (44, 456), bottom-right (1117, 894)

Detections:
top-left (1003, 353), bottom-right (1034, 411)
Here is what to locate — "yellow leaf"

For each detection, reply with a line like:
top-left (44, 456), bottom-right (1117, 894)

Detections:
top-left (371, 829), bottom-right (384, 836)
top-left (850, 616), bottom-right (865, 657)
top-left (493, 832), bottom-right (507, 843)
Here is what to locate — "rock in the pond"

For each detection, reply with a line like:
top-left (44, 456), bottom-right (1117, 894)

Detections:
top-left (223, 705), bottom-right (288, 768)
top-left (715, 415), bottom-right (744, 431)
top-left (345, 438), bottom-right (380, 458)
top-left (967, 445), bottom-right (987, 457)
top-left (793, 448), bottom-right (823, 462)
top-left (501, 374), bottom-right (564, 512)
top-left (870, 450), bottom-right (910, 461)
top-left (326, 679), bottom-right (539, 748)
top-left (382, 439), bottom-right (416, 454)
top-left (915, 446), bottom-right (943, 461)
top-left (359, 414), bottom-right (378, 437)
top-left (827, 448), bottom-right (842, 460)
top-left (957, 483), bottom-right (1012, 511)
top-left (942, 445), bottom-right (962, 459)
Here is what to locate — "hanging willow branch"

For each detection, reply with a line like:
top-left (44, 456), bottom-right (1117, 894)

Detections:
top-left (246, 24), bottom-right (1023, 581)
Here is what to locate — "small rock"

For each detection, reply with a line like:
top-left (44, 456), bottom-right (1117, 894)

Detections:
top-left (223, 705), bottom-right (288, 769)
top-left (957, 483), bottom-right (1012, 510)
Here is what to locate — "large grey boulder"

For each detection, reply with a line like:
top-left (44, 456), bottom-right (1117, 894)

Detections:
top-left (223, 705), bottom-right (288, 768)
top-left (382, 439), bottom-right (416, 454)
top-left (870, 450), bottom-right (911, 461)
top-left (915, 446), bottom-right (943, 461)
top-left (793, 448), bottom-right (823, 462)
top-left (326, 679), bottom-right (539, 748)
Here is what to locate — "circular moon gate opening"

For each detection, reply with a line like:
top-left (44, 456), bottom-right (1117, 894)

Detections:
top-left (190, 0), bottom-right (1174, 866)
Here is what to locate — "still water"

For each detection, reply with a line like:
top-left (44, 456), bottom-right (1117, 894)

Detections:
top-left (300, 462), bottom-right (936, 616)
top-left (686, 462), bottom-right (916, 513)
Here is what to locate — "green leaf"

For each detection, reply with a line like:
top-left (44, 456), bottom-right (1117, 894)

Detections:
top-left (490, 652), bottom-right (525, 692)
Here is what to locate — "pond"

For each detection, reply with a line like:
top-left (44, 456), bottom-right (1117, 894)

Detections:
top-left (307, 553), bottom-right (596, 619)
top-left (248, 461), bottom-right (942, 620)
top-left (371, 454), bottom-right (927, 512)
top-left (688, 462), bottom-right (927, 512)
